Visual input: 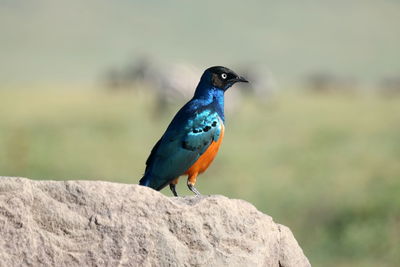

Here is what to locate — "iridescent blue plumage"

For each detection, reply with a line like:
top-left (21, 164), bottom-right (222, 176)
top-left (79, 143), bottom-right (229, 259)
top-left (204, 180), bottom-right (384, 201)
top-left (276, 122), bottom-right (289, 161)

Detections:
top-left (139, 66), bottom-right (248, 195)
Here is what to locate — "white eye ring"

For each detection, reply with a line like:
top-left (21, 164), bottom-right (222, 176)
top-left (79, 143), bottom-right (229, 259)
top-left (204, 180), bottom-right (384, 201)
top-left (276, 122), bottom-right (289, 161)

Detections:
top-left (221, 73), bottom-right (227, 79)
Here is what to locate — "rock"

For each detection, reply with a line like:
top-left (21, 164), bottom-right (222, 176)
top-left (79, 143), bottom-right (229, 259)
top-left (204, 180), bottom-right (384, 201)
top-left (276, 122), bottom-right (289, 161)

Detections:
top-left (0, 177), bottom-right (310, 267)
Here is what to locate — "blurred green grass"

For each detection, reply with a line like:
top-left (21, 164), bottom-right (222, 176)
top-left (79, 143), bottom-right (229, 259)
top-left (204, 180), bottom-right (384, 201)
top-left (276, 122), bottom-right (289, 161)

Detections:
top-left (0, 88), bottom-right (399, 266)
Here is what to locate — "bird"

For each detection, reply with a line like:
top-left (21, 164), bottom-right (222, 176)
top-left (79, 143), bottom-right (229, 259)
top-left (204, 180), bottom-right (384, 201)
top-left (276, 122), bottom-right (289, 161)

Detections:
top-left (139, 66), bottom-right (248, 196)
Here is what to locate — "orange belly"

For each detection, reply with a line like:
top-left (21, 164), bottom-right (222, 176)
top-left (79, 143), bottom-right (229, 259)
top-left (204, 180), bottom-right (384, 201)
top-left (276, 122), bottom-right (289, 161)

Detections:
top-left (185, 124), bottom-right (225, 176)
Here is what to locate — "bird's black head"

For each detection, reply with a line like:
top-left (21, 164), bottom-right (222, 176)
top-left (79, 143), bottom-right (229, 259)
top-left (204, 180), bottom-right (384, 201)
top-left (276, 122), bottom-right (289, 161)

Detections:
top-left (203, 66), bottom-right (248, 91)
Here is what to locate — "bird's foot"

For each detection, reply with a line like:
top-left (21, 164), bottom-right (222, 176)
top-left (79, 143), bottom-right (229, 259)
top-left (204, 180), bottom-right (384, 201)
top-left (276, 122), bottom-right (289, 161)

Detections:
top-left (187, 182), bottom-right (201, 196)
top-left (169, 184), bottom-right (178, 197)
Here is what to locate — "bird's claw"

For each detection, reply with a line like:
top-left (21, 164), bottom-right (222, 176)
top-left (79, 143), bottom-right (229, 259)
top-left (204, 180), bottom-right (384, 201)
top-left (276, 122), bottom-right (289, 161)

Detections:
top-left (187, 183), bottom-right (201, 196)
top-left (169, 184), bottom-right (178, 197)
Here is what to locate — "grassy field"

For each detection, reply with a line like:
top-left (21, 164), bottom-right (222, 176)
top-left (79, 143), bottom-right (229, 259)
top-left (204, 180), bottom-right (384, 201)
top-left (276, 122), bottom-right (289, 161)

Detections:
top-left (0, 88), bottom-right (399, 266)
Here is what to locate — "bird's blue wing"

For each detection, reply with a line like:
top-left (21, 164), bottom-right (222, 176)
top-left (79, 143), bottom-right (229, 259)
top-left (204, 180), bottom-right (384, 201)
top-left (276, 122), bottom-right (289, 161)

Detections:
top-left (140, 108), bottom-right (223, 190)
top-left (182, 109), bottom-right (222, 153)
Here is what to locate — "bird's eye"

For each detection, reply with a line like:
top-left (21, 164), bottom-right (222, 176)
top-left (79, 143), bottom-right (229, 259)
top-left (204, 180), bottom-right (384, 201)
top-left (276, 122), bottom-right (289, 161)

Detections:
top-left (221, 73), bottom-right (227, 79)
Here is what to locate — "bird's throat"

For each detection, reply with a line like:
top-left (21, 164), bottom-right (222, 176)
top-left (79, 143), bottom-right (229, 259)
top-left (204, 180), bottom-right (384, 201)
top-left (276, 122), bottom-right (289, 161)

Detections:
top-left (194, 87), bottom-right (224, 121)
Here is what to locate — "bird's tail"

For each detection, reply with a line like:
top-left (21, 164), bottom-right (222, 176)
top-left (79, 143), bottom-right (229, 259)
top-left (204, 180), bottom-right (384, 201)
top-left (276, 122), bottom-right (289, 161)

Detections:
top-left (139, 174), bottom-right (168, 191)
top-left (139, 174), bottom-right (151, 187)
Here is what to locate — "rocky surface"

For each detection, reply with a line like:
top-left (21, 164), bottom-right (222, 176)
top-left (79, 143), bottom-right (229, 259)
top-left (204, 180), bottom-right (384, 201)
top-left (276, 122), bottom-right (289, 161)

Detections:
top-left (0, 177), bottom-right (310, 267)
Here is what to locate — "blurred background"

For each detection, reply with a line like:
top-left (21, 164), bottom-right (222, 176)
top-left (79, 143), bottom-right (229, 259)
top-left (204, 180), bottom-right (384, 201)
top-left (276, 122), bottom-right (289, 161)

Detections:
top-left (1, 0), bottom-right (400, 266)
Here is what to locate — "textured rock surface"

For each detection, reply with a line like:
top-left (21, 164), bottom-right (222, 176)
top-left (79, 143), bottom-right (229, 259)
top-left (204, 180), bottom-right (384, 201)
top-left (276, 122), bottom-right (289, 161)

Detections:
top-left (0, 177), bottom-right (310, 267)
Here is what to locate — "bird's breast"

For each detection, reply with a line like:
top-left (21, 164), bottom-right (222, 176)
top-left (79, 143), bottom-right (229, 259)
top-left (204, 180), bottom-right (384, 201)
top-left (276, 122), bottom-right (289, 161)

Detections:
top-left (185, 124), bottom-right (225, 176)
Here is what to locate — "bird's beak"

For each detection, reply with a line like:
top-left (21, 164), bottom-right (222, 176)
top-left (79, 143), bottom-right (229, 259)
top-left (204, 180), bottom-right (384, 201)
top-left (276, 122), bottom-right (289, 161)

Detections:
top-left (233, 76), bottom-right (249, 83)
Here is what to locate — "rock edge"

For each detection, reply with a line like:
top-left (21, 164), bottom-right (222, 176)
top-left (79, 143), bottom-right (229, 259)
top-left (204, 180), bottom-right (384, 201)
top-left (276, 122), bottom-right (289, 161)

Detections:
top-left (0, 177), bottom-right (310, 267)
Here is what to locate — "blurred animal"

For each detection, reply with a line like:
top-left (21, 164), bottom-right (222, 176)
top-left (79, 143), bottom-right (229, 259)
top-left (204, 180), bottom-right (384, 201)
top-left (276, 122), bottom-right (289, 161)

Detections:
top-left (103, 58), bottom-right (243, 114)
top-left (130, 60), bottom-right (201, 112)
top-left (236, 67), bottom-right (278, 101)
top-left (139, 66), bottom-right (248, 196)
top-left (306, 72), bottom-right (357, 93)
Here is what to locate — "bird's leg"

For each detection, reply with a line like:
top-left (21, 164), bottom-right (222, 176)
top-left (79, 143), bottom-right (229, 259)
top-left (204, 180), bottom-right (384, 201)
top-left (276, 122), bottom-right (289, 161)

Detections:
top-left (169, 178), bottom-right (179, 197)
top-left (169, 184), bottom-right (178, 197)
top-left (187, 174), bottom-right (201, 196)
